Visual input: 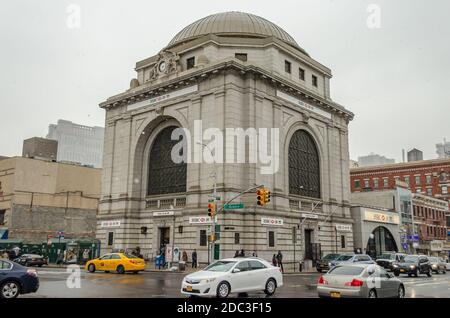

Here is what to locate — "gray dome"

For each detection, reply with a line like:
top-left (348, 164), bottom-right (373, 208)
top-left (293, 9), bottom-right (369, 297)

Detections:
top-left (167, 12), bottom-right (307, 54)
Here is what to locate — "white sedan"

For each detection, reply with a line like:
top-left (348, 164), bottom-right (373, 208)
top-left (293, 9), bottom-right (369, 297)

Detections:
top-left (181, 257), bottom-right (283, 298)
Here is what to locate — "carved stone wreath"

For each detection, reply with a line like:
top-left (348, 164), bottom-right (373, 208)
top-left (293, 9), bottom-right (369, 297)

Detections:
top-left (148, 50), bottom-right (180, 81)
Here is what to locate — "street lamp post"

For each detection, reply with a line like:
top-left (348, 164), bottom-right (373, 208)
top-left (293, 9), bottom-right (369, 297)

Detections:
top-left (197, 142), bottom-right (217, 265)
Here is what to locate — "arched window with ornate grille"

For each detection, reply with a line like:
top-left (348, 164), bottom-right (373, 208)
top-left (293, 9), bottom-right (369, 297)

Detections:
top-left (147, 126), bottom-right (187, 195)
top-left (288, 130), bottom-right (321, 198)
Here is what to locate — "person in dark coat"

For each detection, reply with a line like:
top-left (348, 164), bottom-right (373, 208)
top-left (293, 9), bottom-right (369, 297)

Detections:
top-left (272, 254), bottom-right (277, 267)
top-left (234, 250), bottom-right (240, 258)
top-left (276, 250), bottom-right (284, 273)
top-left (192, 249), bottom-right (198, 268)
top-left (239, 249), bottom-right (245, 257)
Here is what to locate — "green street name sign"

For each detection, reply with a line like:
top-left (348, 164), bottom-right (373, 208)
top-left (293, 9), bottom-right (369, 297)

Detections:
top-left (223, 203), bottom-right (244, 210)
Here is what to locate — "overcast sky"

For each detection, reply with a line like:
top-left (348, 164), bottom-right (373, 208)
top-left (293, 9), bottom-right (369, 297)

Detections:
top-left (1, 0), bottom-right (449, 162)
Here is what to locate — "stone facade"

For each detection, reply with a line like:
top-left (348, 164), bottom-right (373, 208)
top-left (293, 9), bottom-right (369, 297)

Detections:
top-left (97, 12), bottom-right (355, 270)
top-left (0, 157), bottom-right (101, 242)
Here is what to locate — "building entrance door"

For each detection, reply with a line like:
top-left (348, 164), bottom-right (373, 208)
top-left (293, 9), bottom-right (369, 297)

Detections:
top-left (158, 227), bottom-right (170, 253)
top-left (304, 229), bottom-right (313, 260)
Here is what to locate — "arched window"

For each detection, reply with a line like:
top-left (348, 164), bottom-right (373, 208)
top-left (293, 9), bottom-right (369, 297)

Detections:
top-left (288, 130), bottom-right (320, 198)
top-left (147, 126), bottom-right (186, 195)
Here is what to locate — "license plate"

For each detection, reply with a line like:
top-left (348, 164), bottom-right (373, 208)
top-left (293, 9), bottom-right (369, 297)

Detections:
top-left (400, 269), bottom-right (405, 272)
top-left (186, 286), bottom-right (193, 292)
top-left (330, 292), bottom-right (341, 298)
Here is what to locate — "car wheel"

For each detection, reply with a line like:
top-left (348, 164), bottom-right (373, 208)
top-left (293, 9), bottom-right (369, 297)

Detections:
top-left (442, 269), bottom-right (446, 275)
top-left (216, 281), bottom-right (230, 298)
top-left (368, 289), bottom-right (377, 298)
top-left (38, 264), bottom-right (43, 267)
top-left (397, 285), bottom-right (405, 298)
top-left (407, 273), bottom-right (412, 277)
top-left (414, 269), bottom-right (419, 277)
top-left (25, 262), bottom-right (30, 267)
top-left (105, 271), bottom-right (110, 273)
top-left (88, 264), bottom-right (96, 273)
top-left (264, 278), bottom-right (277, 296)
top-left (317, 268), bottom-right (322, 273)
top-left (0, 281), bottom-right (21, 299)
top-left (426, 269), bottom-right (432, 278)
top-left (394, 271), bottom-right (400, 277)
top-left (132, 271), bottom-right (139, 274)
top-left (116, 265), bottom-right (125, 274)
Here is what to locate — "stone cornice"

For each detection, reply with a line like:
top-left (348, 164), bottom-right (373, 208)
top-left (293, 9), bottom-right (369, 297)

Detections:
top-left (99, 59), bottom-right (354, 121)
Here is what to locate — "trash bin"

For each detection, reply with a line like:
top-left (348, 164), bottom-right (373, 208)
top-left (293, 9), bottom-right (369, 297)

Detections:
top-left (179, 261), bottom-right (186, 271)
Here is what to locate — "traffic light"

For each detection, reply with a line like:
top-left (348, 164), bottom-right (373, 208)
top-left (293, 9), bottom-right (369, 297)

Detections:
top-left (265, 190), bottom-right (271, 204)
top-left (257, 189), bottom-right (266, 206)
top-left (208, 234), bottom-right (215, 242)
top-left (257, 188), bottom-right (271, 207)
top-left (208, 202), bottom-right (215, 217)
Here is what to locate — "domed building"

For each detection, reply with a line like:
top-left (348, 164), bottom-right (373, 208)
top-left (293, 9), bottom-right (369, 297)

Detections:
top-left (97, 12), bottom-right (355, 270)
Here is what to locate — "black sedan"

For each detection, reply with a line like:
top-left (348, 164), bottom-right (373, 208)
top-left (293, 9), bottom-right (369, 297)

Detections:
top-left (13, 254), bottom-right (47, 267)
top-left (393, 255), bottom-right (432, 277)
top-left (0, 259), bottom-right (39, 298)
top-left (316, 253), bottom-right (341, 273)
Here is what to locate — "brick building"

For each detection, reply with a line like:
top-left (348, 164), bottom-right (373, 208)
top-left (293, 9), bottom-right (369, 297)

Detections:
top-left (350, 159), bottom-right (450, 257)
top-left (350, 158), bottom-right (450, 205)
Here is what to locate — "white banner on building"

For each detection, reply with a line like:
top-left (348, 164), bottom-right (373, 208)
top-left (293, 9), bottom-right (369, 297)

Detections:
top-left (100, 220), bottom-right (121, 228)
top-left (335, 224), bottom-right (352, 232)
top-left (302, 213), bottom-right (319, 220)
top-left (276, 90), bottom-right (332, 120)
top-left (189, 216), bottom-right (212, 224)
top-left (364, 210), bottom-right (399, 225)
top-left (261, 217), bottom-right (284, 226)
top-left (153, 211), bottom-right (175, 217)
top-left (127, 84), bottom-right (199, 112)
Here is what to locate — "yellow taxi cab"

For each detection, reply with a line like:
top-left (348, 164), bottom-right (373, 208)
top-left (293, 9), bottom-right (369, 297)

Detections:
top-left (85, 253), bottom-right (146, 274)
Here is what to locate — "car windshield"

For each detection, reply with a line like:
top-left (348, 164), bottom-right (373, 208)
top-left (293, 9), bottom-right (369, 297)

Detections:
top-left (404, 256), bottom-right (418, 263)
top-left (204, 261), bottom-right (237, 272)
top-left (336, 255), bottom-right (353, 261)
top-left (329, 266), bottom-right (364, 276)
top-left (377, 254), bottom-right (394, 260)
top-left (323, 254), bottom-right (340, 261)
top-left (429, 257), bottom-right (438, 262)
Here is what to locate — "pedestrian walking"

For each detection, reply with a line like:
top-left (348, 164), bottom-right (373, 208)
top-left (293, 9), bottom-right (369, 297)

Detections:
top-left (239, 249), bottom-right (245, 257)
top-left (234, 250), bottom-right (240, 258)
top-left (276, 250), bottom-right (284, 273)
top-left (272, 254), bottom-right (277, 267)
top-left (182, 250), bottom-right (188, 266)
top-left (192, 249), bottom-right (198, 268)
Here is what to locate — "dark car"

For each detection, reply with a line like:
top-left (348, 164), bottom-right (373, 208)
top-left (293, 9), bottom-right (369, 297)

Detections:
top-left (429, 257), bottom-right (447, 274)
top-left (0, 259), bottom-right (39, 298)
top-left (316, 253), bottom-right (341, 273)
top-left (376, 253), bottom-right (407, 271)
top-left (13, 254), bottom-right (48, 267)
top-left (393, 255), bottom-right (432, 277)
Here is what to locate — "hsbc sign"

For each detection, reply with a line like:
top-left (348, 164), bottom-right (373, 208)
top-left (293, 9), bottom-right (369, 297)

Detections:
top-left (189, 216), bottom-right (212, 224)
top-left (261, 217), bottom-right (284, 226)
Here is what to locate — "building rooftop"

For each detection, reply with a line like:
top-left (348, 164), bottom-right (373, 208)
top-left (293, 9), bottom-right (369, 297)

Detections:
top-left (350, 158), bottom-right (450, 173)
top-left (166, 11), bottom-right (308, 55)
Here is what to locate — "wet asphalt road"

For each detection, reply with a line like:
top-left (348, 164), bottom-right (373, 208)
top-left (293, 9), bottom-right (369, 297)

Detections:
top-left (22, 268), bottom-right (450, 298)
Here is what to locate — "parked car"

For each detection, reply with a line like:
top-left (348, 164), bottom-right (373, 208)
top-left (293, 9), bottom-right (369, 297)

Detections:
top-left (376, 253), bottom-right (406, 271)
top-left (329, 254), bottom-right (375, 268)
top-left (85, 253), bottom-right (145, 274)
top-left (181, 257), bottom-right (283, 298)
top-left (317, 263), bottom-right (405, 298)
top-left (0, 259), bottom-right (39, 298)
top-left (13, 254), bottom-right (48, 267)
top-left (316, 253), bottom-right (341, 273)
top-left (393, 255), bottom-right (432, 277)
top-left (428, 257), bottom-right (447, 274)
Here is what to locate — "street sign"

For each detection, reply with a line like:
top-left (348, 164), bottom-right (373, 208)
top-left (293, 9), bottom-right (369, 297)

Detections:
top-left (302, 213), bottom-right (319, 220)
top-left (261, 217), bottom-right (283, 226)
top-left (189, 216), bottom-right (212, 224)
top-left (402, 243), bottom-right (408, 250)
top-left (224, 203), bottom-right (244, 210)
top-left (153, 211), bottom-right (174, 217)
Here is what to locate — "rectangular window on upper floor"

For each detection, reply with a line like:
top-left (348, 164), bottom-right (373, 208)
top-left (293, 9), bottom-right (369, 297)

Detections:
top-left (285, 60), bottom-right (291, 74)
top-left (312, 75), bottom-right (318, 87)
top-left (426, 175), bottom-right (432, 185)
top-left (235, 53), bottom-right (247, 62)
top-left (299, 68), bottom-right (305, 81)
top-left (186, 57), bottom-right (195, 70)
